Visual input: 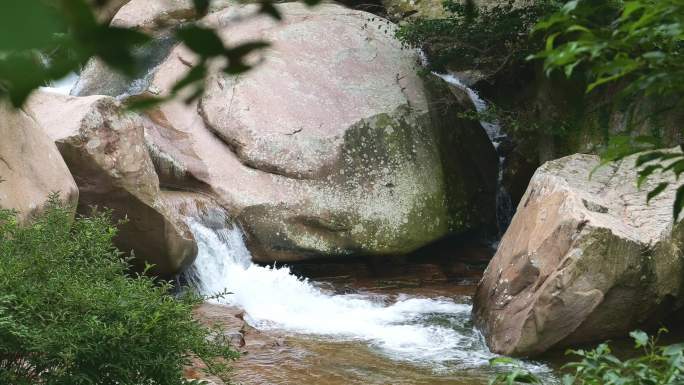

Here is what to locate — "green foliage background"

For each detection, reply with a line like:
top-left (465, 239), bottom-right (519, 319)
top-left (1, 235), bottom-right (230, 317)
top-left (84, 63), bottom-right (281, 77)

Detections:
top-left (396, 0), bottom-right (560, 74)
top-left (532, 0), bottom-right (684, 217)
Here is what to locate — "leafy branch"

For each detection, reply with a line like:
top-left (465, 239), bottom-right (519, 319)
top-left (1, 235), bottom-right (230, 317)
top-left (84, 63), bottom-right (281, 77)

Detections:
top-left (0, 0), bottom-right (320, 108)
top-left (396, 0), bottom-right (560, 75)
top-left (490, 329), bottom-right (684, 385)
top-left (530, 0), bottom-right (684, 218)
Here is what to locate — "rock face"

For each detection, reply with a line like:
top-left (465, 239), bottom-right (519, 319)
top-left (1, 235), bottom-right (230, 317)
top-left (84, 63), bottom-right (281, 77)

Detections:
top-left (75, 2), bottom-right (497, 262)
top-left (27, 91), bottom-right (197, 276)
top-left (473, 152), bottom-right (684, 356)
top-left (0, 103), bottom-right (78, 222)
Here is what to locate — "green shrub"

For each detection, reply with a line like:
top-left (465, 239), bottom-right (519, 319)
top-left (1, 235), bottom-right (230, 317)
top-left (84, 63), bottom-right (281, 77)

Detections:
top-left (531, 0), bottom-right (684, 218)
top-left (0, 196), bottom-right (237, 385)
top-left (396, 0), bottom-right (561, 74)
top-left (490, 330), bottom-right (684, 385)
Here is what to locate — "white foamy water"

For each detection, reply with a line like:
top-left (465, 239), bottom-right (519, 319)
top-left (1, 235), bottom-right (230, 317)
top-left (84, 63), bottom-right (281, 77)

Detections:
top-left (40, 72), bottom-right (79, 95)
top-left (184, 220), bottom-right (496, 368)
top-left (432, 72), bottom-right (503, 142)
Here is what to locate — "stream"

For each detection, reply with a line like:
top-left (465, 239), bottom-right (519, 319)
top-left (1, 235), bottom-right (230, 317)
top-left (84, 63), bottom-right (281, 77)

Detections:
top-left (47, 64), bottom-right (549, 385)
top-left (179, 65), bottom-right (546, 384)
top-left (184, 218), bottom-right (557, 384)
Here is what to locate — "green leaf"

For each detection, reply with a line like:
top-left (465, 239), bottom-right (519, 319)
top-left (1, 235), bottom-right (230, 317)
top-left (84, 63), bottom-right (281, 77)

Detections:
top-left (171, 63), bottom-right (207, 93)
top-left (663, 158), bottom-right (684, 179)
top-left (259, 2), bottom-right (282, 20)
top-left (561, 374), bottom-right (575, 385)
top-left (561, 0), bottom-right (578, 14)
top-left (176, 25), bottom-right (225, 57)
top-left (565, 24), bottom-right (591, 34)
top-left (490, 357), bottom-right (518, 366)
top-left (637, 165), bottom-right (663, 188)
top-left (636, 151), bottom-right (665, 167)
top-left (674, 185), bottom-right (684, 221)
top-left (545, 32), bottom-right (561, 51)
top-left (621, 1), bottom-right (646, 20)
top-left (90, 26), bottom-right (151, 75)
top-left (127, 96), bottom-right (169, 111)
top-left (223, 41), bottom-right (270, 74)
top-left (192, 0), bottom-right (211, 15)
top-left (663, 343), bottom-right (684, 356)
top-left (647, 183), bottom-right (669, 203)
top-left (631, 330), bottom-right (649, 348)
top-left (226, 41), bottom-right (270, 61)
top-left (587, 72), bottom-right (628, 92)
top-left (0, 0), bottom-right (66, 51)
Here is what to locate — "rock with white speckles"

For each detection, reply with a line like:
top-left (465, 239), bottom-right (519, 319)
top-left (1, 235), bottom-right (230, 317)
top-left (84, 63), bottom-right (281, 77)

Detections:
top-left (0, 102), bottom-right (78, 222)
top-left (73, 2), bottom-right (497, 262)
top-left (473, 151), bottom-right (684, 356)
top-left (27, 91), bottom-right (197, 277)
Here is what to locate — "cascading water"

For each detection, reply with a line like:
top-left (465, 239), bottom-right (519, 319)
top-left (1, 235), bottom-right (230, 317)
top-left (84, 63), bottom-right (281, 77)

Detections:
top-left (40, 72), bottom-right (79, 95)
top-left (184, 218), bottom-right (496, 368)
top-left (183, 214), bottom-right (558, 381)
top-left (436, 73), bottom-right (513, 236)
top-left (418, 52), bottom-right (514, 236)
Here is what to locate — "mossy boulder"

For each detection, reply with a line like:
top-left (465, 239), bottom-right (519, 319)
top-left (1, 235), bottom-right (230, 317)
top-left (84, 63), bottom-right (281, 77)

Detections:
top-left (74, 2), bottom-right (497, 262)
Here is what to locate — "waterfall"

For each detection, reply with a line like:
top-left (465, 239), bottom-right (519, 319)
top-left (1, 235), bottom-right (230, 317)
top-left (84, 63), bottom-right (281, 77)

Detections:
top-left (419, 52), bottom-right (514, 236)
top-left (40, 72), bottom-right (79, 95)
top-left (183, 215), bottom-right (499, 369)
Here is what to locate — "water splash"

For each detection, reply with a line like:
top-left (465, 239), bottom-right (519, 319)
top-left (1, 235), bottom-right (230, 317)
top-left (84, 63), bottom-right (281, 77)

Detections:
top-left (431, 72), bottom-right (503, 142)
top-left (40, 72), bottom-right (79, 95)
top-left (184, 219), bottom-right (496, 368)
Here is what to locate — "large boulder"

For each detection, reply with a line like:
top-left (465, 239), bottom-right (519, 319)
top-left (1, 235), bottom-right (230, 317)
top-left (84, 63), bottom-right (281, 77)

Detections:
top-left (27, 91), bottom-right (197, 276)
top-left (0, 103), bottom-right (78, 222)
top-left (473, 152), bottom-right (684, 356)
top-left (74, 2), bottom-right (498, 262)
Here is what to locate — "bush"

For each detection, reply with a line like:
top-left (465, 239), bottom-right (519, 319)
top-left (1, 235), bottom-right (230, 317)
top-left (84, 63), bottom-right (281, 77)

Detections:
top-left (490, 330), bottom-right (684, 385)
top-left (530, 0), bottom-right (684, 219)
top-left (396, 0), bottom-right (560, 74)
top-left (0, 196), bottom-right (237, 385)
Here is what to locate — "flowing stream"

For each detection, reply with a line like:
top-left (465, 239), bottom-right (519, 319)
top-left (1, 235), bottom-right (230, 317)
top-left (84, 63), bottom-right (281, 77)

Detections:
top-left (183, 213), bottom-right (556, 383)
top-left (186, 219), bottom-right (492, 367)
